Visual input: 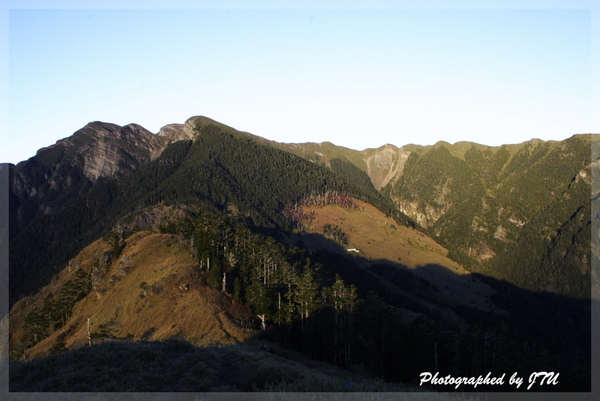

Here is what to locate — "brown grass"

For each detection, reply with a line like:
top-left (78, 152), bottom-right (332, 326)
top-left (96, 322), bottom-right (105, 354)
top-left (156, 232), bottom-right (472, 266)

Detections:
top-left (299, 200), bottom-right (504, 315)
top-left (301, 200), bottom-right (463, 271)
top-left (11, 231), bottom-right (254, 360)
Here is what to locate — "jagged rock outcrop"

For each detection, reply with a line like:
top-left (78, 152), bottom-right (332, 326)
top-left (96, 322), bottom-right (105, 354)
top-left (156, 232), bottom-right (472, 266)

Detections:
top-left (76, 122), bottom-right (166, 181)
top-left (157, 123), bottom-right (186, 142)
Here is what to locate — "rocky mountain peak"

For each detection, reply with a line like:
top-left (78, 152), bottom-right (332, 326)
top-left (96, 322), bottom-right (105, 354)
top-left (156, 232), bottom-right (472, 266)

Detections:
top-left (10, 121), bottom-right (174, 233)
top-left (157, 123), bottom-right (185, 141)
top-left (73, 122), bottom-right (164, 181)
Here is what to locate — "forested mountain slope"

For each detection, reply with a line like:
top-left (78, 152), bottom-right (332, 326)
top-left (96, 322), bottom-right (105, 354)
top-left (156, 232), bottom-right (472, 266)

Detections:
top-left (6, 115), bottom-right (594, 391)
top-left (270, 133), bottom-right (594, 299)
top-left (8, 199), bottom-right (590, 390)
top-left (8, 116), bottom-right (407, 305)
top-left (381, 135), bottom-right (595, 298)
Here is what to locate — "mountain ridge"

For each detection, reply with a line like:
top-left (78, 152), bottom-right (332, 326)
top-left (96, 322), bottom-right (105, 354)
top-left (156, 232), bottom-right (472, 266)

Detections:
top-left (13, 115), bottom-right (591, 191)
top-left (9, 116), bottom-right (595, 302)
top-left (5, 114), bottom-right (594, 391)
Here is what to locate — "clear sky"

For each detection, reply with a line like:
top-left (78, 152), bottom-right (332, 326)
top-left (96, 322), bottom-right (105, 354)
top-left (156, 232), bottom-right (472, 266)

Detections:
top-left (2, 0), bottom-right (598, 164)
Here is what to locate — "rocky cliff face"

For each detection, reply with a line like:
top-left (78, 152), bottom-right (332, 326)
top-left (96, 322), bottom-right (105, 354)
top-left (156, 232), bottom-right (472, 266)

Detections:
top-left (76, 122), bottom-right (166, 181)
top-left (10, 121), bottom-right (175, 234)
top-left (272, 141), bottom-right (412, 191)
top-left (157, 123), bottom-right (185, 141)
top-left (363, 144), bottom-right (411, 190)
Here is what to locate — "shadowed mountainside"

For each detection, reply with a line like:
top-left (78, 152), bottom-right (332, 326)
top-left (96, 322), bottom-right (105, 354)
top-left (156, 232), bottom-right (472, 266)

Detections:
top-left (5, 116), bottom-right (595, 392)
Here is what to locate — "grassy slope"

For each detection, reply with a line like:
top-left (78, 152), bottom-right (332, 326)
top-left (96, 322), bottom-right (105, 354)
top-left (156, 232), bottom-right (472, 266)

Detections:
top-left (9, 338), bottom-right (431, 393)
top-left (9, 231), bottom-right (254, 360)
top-left (296, 200), bottom-right (502, 316)
top-left (301, 200), bottom-right (458, 269)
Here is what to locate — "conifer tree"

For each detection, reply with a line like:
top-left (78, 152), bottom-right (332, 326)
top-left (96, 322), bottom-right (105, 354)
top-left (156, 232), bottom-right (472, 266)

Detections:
top-left (246, 281), bottom-right (272, 331)
top-left (294, 268), bottom-right (320, 333)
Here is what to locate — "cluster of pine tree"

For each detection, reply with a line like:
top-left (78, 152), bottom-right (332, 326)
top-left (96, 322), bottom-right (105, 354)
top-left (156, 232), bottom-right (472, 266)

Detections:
top-left (160, 211), bottom-right (370, 367)
top-left (158, 209), bottom-right (590, 390)
top-left (161, 213), bottom-right (356, 327)
top-left (282, 190), bottom-right (358, 233)
top-left (299, 191), bottom-right (358, 209)
top-left (321, 223), bottom-right (349, 245)
top-left (19, 269), bottom-right (92, 352)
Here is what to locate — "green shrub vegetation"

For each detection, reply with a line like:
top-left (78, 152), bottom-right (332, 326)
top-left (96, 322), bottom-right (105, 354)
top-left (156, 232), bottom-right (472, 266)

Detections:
top-left (21, 268), bottom-right (92, 348)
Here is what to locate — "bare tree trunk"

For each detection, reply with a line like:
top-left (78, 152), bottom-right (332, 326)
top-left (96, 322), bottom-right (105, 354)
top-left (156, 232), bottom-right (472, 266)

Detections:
top-left (87, 317), bottom-right (91, 346)
top-left (257, 314), bottom-right (266, 331)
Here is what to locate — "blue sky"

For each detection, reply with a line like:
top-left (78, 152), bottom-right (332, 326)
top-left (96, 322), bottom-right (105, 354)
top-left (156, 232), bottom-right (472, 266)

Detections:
top-left (2, 1), bottom-right (598, 164)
